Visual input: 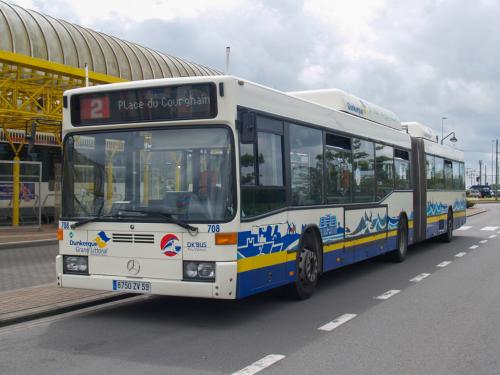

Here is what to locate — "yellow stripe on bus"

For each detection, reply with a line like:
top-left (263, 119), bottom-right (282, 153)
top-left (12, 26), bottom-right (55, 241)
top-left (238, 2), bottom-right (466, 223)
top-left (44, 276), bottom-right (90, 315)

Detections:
top-left (427, 214), bottom-right (448, 224)
top-left (237, 251), bottom-right (297, 273)
top-left (454, 210), bottom-right (466, 218)
top-left (239, 221), bottom-right (414, 272)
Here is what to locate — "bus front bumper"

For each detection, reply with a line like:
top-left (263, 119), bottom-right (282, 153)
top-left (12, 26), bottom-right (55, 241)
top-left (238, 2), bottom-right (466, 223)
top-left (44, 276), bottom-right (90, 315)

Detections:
top-left (56, 255), bottom-right (237, 299)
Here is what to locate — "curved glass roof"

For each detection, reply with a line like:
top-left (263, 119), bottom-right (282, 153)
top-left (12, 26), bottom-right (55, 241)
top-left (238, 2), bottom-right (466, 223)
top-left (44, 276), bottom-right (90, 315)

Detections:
top-left (0, 0), bottom-right (220, 80)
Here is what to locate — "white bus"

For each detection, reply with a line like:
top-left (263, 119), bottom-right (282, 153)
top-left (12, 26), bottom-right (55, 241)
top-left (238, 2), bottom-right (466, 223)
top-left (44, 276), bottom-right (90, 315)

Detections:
top-left (57, 76), bottom-right (466, 300)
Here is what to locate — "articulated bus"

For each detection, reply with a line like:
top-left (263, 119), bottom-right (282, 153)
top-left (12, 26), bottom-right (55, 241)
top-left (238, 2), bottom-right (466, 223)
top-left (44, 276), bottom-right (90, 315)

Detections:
top-left (57, 76), bottom-right (465, 300)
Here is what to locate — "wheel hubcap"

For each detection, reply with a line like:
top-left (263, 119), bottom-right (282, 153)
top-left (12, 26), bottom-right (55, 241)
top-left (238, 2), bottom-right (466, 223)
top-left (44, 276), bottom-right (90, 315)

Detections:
top-left (300, 249), bottom-right (318, 283)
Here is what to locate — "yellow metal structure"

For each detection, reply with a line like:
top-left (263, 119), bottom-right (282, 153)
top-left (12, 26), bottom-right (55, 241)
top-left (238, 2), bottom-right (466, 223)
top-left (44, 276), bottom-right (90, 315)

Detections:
top-left (0, 51), bottom-right (125, 225)
top-left (0, 0), bottom-right (219, 225)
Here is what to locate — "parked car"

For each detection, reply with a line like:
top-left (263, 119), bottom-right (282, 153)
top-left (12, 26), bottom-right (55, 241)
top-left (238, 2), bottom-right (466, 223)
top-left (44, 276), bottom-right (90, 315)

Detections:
top-left (470, 185), bottom-right (493, 198)
top-left (467, 188), bottom-right (481, 198)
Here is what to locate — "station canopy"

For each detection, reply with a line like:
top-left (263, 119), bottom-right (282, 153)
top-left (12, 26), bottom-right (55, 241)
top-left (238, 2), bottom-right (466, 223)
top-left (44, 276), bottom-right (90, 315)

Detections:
top-left (0, 0), bottom-right (220, 137)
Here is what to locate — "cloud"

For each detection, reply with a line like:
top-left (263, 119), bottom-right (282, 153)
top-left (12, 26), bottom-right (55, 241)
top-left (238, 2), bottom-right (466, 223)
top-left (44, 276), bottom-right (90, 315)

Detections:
top-left (9, 0), bottom-right (500, 180)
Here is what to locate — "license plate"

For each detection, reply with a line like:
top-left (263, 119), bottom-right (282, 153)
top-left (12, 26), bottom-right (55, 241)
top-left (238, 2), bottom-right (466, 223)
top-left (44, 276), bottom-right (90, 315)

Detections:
top-left (112, 280), bottom-right (151, 293)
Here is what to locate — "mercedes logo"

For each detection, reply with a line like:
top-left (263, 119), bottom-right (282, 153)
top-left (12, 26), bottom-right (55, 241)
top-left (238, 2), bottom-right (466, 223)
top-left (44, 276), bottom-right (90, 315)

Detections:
top-left (126, 259), bottom-right (140, 275)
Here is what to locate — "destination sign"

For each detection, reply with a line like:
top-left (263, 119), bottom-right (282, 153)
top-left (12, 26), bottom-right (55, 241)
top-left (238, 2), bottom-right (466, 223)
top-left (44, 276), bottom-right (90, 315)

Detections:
top-left (71, 83), bottom-right (217, 125)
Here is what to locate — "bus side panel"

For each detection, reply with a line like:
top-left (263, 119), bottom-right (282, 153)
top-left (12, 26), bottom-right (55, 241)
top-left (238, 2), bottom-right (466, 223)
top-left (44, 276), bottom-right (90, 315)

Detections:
top-left (425, 191), bottom-right (466, 239)
top-left (236, 212), bottom-right (299, 299)
top-left (344, 206), bottom-right (388, 262)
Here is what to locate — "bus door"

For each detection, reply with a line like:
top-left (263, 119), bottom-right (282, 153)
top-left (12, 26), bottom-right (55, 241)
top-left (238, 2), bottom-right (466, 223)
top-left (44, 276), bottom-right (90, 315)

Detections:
top-left (411, 137), bottom-right (427, 243)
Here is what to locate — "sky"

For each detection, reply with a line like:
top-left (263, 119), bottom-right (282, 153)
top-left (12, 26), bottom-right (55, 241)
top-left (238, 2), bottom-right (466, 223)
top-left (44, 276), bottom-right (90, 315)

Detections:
top-left (10, 0), bottom-right (500, 185)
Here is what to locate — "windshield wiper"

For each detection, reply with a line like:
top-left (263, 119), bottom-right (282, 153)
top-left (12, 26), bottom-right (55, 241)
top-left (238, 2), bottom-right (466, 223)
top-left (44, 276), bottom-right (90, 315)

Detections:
top-left (116, 210), bottom-right (199, 233)
top-left (70, 214), bottom-right (117, 229)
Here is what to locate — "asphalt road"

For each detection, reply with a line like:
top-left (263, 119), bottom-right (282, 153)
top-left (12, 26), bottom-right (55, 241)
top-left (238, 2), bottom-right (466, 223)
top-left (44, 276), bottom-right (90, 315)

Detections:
top-left (0, 205), bottom-right (499, 375)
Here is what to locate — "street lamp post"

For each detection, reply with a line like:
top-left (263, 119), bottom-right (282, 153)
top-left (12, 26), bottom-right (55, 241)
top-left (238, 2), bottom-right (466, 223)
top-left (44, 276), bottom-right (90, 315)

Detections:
top-left (441, 116), bottom-right (447, 144)
top-left (441, 131), bottom-right (458, 145)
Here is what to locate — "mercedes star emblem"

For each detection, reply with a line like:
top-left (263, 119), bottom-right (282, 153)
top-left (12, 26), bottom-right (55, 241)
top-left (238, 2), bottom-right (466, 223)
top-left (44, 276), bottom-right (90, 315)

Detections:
top-left (126, 259), bottom-right (140, 275)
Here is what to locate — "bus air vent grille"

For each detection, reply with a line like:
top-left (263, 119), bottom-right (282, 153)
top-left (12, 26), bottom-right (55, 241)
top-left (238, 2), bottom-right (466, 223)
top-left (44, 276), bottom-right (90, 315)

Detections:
top-left (133, 234), bottom-right (155, 244)
top-left (112, 233), bottom-right (133, 243)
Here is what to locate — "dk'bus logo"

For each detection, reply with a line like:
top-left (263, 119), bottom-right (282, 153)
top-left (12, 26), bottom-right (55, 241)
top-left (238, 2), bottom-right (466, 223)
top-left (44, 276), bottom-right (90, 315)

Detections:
top-left (160, 234), bottom-right (181, 257)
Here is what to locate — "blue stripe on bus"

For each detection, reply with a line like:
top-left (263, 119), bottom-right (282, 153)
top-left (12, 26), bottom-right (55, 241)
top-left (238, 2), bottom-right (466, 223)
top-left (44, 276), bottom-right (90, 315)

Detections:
top-left (236, 228), bottom-right (415, 298)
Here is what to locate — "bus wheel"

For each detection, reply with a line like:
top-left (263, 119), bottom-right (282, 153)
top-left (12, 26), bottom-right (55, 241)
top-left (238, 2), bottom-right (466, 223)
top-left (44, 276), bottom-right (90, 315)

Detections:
top-left (387, 217), bottom-right (408, 262)
top-left (288, 244), bottom-right (319, 300)
top-left (440, 210), bottom-right (453, 243)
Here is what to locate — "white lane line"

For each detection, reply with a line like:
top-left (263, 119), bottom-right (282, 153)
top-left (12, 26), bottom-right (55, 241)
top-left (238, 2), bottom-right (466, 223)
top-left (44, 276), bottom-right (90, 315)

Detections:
top-left (375, 289), bottom-right (400, 300)
top-left (479, 240), bottom-right (488, 244)
top-left (455, 252), bottom-right (467, 258)
top-left (410, 273), bottom-right (431, 282)
top-left (489, 234), bottom-right (497, 239)
top-left (232, 354), bottom-right (286, 375)
top-left (469, 245), bottom-right (479, 249)
top-left (437, 261), bottom-right (452, 267)
top-left (481, 226), bottom-right (499, 231)
top-left (318, 313), bottom-right (357, 331)
top-left (456, 226), bottom-right (472, 231)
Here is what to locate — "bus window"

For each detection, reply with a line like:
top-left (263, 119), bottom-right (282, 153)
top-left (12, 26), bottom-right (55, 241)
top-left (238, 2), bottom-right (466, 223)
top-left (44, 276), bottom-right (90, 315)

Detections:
top-left (426, 154), bottom-right (435, 189)
top-left (444, 160), bottom-right (453, 190)
top-left (257, 132), bottom-right (283, 186)
top-left (353, 138), bottom-right (375, 202)
top-left (240, 143), bottom-right (256, 185)
top-left (394, 149), bottom-right (410, 189)
top-left (290, 124), bottom-right (323, 205)
top-left (434, 157), bottom-right (445, 189)
top-left (240, 115), bottom-right (286, 217)
top-left (452, 161), bottom-right (460, 190)
top-left (325, 133), bottom-right (352, 204)
top-left (375, 143), bottom-right (394, 200)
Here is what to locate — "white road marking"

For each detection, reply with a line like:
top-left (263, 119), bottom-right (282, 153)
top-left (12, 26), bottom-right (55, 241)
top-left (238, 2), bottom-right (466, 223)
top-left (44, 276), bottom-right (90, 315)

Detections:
top-left (437, 261), bottom-right (452, 267)
top-left (469, 245), bottom-right (479, 249)
top-left (489, 234), bottom-right (497, 239)
top-left (375, 290), bottom-right (400, 300)
top-left (456, 226), bottom-right (472, 231)
top-left (318, 313), bottom-right (357, 331)
top-left (232, 354), bottom-right (286, 375)
top-left (481, 226), bottom-right (499, 231)
top-left (479, 240), bottom-right (488, 244)
top-left (455, 252), bottom-right (467, 258)
top-left (410, 273), bottom-right (431, 282)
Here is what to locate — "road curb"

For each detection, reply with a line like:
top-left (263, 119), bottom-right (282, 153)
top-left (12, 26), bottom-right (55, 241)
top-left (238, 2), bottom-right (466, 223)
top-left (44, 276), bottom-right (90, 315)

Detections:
top-left (0, 292), bottom-right (131, 328)
top-left (0, 239), bottom-right (57, 250)
top-left (466, 209), bottom-right (487, 218)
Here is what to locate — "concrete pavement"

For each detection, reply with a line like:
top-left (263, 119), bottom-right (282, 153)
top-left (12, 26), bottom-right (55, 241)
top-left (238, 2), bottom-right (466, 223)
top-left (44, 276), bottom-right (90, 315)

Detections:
top-left (0, 224), bottom-right (57, 249)
top-left (0, 230), bottom-right (127, 327)
top-left (0, 206), bottom-right (491, 328)
top-left (0, 205), bottom-right (498, 374)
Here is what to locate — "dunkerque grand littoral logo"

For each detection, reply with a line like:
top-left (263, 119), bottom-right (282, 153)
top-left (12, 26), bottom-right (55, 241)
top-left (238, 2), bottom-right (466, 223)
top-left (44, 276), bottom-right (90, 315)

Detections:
top-left (160, 234), bottom-right (181, 257)
top-left (95, 231), bottom-right (111, 249)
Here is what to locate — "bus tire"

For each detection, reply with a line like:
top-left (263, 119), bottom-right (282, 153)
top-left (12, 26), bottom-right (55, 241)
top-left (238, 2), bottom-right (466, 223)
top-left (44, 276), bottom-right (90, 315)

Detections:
top-left (387, 216), bottom-right (408, 263)
top-left (440, 210), bottom-right (453, 243)
top-left (287, 235), bottom-right (319, 300)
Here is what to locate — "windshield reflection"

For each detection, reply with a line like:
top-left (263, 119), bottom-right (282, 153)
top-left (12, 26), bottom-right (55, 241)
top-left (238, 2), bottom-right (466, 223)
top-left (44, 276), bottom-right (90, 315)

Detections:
top-left (62, 127), bottom-right (234, 222)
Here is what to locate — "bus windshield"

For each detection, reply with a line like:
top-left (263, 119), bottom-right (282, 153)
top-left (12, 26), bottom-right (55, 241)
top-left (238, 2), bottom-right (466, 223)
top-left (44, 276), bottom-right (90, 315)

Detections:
top-left (62, 127), bottom-right (234, 222)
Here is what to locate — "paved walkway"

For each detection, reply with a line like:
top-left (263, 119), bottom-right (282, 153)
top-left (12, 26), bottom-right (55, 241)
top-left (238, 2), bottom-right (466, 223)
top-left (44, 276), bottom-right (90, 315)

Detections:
top-left (0, 224), bottom-right (57, 248)
top-left (0, 284), bottom-right (121, 326)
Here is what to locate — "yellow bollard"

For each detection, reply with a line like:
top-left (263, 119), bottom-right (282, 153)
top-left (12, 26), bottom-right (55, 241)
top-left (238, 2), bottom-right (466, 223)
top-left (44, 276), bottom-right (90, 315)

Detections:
top-left (12, 155), bottom-right (20, 226)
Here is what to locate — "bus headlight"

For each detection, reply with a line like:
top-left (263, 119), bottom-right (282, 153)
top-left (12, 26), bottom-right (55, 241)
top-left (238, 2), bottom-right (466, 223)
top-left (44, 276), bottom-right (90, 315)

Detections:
top-left (183, 261), bottom-right (215, 282)
top-left (63, 255), bottom-right (89, 275)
